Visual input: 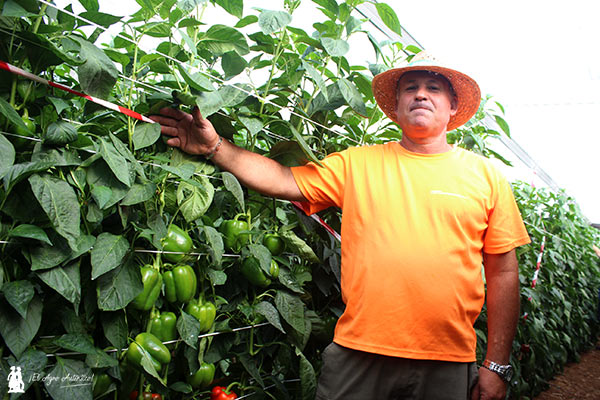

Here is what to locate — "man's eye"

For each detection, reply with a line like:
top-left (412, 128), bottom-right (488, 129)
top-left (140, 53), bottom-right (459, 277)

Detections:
top-left (428, 86), bottom-right (440, 91)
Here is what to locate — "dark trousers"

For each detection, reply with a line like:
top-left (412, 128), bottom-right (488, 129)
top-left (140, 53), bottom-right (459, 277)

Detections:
top-left (316, 343), bottom-right (479, 400)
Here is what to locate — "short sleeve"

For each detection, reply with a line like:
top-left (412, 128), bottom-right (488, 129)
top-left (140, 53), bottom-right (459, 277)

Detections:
top-left (483, 175), bottom-right (531, 253)
top-left (290, 150), bottom-right (348, 215)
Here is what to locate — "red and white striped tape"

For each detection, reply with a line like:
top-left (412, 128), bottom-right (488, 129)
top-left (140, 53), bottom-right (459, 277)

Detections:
top-left (531, 235), bottom-right (546, 288)
top-left (0, 60), bottom-right (155, 124)
top-left (291, 201), bottom-right (342, 242)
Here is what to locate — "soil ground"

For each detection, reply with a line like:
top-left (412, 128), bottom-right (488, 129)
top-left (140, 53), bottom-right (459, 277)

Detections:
top-left (533, 342), bottom-right (600, 399)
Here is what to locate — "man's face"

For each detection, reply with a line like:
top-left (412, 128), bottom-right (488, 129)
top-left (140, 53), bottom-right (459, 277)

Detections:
top-left (395, 71), bottom-right (458, 135)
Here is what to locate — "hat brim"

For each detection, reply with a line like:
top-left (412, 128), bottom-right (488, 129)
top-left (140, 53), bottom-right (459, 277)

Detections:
top-left (372, 65), bottom-right (481, 131)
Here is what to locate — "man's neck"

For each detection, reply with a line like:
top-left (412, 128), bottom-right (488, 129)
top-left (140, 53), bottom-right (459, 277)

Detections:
top-left (399, 134), bottom-right (452, 154)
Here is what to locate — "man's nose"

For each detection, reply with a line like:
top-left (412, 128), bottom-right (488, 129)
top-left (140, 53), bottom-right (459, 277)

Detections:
top-left (415, 85), bottom-right (428, 99)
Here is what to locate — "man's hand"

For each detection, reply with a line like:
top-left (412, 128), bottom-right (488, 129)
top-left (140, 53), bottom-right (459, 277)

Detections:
top-left (149, 107), bottom-right (219, 156)
top-left (471, 367), bottom-right (507, 400)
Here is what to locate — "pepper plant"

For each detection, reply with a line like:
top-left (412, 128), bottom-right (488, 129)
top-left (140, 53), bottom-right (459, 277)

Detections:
top-left (0, 1), bottom-right (597, 400)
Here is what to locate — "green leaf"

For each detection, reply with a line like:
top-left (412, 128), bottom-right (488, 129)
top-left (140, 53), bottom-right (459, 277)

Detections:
top-left (280, 230), bottom-right (319, 263)
top-left (48, 96), bottom-right (71, 115)
top-left (44, 121), bottom-right (78, 145)
top-left (321, 37), bottom-right (349, 57)
top-left (96, 260), bottom-right (143, 311)
top-left (178, 66), bottom-right (215, 92)
top-left (194, 90), bottom-right (224, 118)
top-left (98, 137), bottom-right (132, 187)
top-left (289, 125), bottom-right (323, 167)
top-left (101, 311), bottom-right (128, 350)
top-left (238, 116), bottom-right (264, 136)
top-left (44, 358), bottom-right (93, 400)
top-left (110, 127), bottom-right (147, 180)
top-left (222, 171), bottom-right (244, 210)
top-left (215, 0), bottom-right (243, 18)
top-left (73, 37), bottom-right (118, 99)
top-left (258, 10), bottom-right (292, 34)
top-left (53, 333), bottom-right (97, 354)
top-left (275, 290), bottom-right (306, 336)
top-left (296, 349), bottom-right (317, 400)
top-left (0, 297), bottom-right (42, 358)
top-left (2, 0), bottom-right (38, 17)
top-left (177, 311), bottom-right (201, 349)
top-left (29, 173), bottom-right (81, 251)
top-left (2, 280), bottom-right (35, 319)
top-left (301, 60), bottom-right (328, 101)
top-left (200, 24), bottom-right (249, 56)
top-left (204, 226), bottom-right (224, 266)
top-left (177, 176), bottom-right (215, 222)
top-left (160, 163), bottom-right (196, 180)
top-left (91, 185), bottom-right (112, 209)
top-left (0, 134), bottom-right (15, 179)
top-left (86, 160), bottom-right (130, 208)
top-left (134, 342), bottom-right (166, 385)
top-left (240, 354), bottom-right (264, 387)
top-left (30, 235), bottom-right (73, 271)
top-left (0, 98), bottom-right (30, 134)
top-left (8, 224), bottom-right (51, 245)
top-left (53, 333), bottom-right (118, 368)
top-left (121, 182), bottom-right (157, 206)
top-left (374, 3), bottom-right (402, 36)
top-left (133, 122), bottom-right (161, 150)
top-left (494, 115), bottom-right (511, 137)
top-left (248, 244), bottom-right (272, 275)
top-left (91, 233), bottom-right (129, 280)
top-left (36, 261), bottom-right (81, 306)
top-left (337, 77), bottom-right (367, 116)
top-left (79, 11), bottom-right (121, 27)
top-left (235, 15), bottom-right (258, 28)
top-left (222, 51), bottom-right (248, 78)
top-left (312, 0), bottom-right (339, 16)
top-left (255, 301), bottom-right (285, 333)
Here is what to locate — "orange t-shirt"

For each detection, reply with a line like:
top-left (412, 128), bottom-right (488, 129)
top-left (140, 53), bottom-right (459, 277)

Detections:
top-left (291, 143), bottom-right (531, 362)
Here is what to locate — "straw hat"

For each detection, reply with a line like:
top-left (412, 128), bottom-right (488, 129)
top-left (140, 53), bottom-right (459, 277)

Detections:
top-left (372, 52), bottom-right (481, 131)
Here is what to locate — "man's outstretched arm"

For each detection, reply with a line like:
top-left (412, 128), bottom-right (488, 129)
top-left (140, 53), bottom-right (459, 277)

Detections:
top-left (150, 107), bottom-right (306, 201)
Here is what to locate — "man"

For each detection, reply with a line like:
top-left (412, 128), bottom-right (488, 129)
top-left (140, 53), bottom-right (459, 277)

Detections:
top-left (150, 53), bottom-right (531, 400)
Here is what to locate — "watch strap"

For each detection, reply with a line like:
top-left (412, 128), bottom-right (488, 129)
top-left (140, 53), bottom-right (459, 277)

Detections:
top-left (482, 359), bottom-right (513, 382)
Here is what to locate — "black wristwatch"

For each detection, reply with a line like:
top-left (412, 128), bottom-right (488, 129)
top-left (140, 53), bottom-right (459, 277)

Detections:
top-left (482, 359), bottom-right (514, 382)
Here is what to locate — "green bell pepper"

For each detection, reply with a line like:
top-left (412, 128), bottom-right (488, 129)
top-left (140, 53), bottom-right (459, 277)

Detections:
top-left (263, 233), bottom-right (285, 256)
top-left (162, 264), bottom-right (197, 303)
top-left (126, 332), bottom-right (171, 372)
top-left (131, 266), bottom-right (162, 311)
top-left (161, 224), bottom-right (193, 262)
top-left (269, 259), bottom-right (280, 279)
top-left (187, 362), bottom-right (215, 389)
top-left (92, 372), bottom-right (112, 398)
top-left (240, 257), bottom-right (271, 287)
top-left (220, 214), bottom-right (249, 252)
top-left (148, 311), bottom-right (178, 343)
top-left (185, 299), bottom-right (216, 333)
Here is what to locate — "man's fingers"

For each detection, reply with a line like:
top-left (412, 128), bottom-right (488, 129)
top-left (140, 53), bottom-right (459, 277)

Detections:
top-left (157, 106), bottom-right (189, 120)
top-left (191, 106), bottom-right (204, 124)
top-left (160, 126), bottom-right (181, 137)
top-left (165, 137), bottom-right (181, 148)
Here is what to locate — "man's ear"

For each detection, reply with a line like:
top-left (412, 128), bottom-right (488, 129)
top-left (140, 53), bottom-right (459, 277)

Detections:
top-left (450, 96), bottom-right (458, 116)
